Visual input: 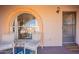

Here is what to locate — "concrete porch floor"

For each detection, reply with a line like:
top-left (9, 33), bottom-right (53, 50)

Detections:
top-left (0, 44), bottom-right (79, 54)
top-left (37, 44), bottom-right (79, 54)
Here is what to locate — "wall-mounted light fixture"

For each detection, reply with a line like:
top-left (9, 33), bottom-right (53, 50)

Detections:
top-left (56, 7), bottom-right (60, 14)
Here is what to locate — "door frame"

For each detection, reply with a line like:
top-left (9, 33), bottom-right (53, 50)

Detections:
top-left (62, 11), bottom-right (76, 45)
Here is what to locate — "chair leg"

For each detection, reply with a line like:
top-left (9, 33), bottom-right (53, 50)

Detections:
top-left (13, 47), bottom-right (14, 54)
top-left (12, 42), bottom-right (15, 54)
top-left (24, 47), bottom-right (25, 54)
top-left (35, 49), bottom-right (37, 54)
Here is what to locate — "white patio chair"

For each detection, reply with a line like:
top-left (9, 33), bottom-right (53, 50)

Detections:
top-left (25, 32), bottom-right (40, 54)
top-left (0, 32), bottom-right (15, 53)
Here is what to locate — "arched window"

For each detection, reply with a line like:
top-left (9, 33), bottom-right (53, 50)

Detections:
top-left (13, 13), bottom-right (39, 39)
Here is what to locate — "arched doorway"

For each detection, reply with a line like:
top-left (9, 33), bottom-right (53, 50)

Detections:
top-left (6, 8), bottom-right (44, 47)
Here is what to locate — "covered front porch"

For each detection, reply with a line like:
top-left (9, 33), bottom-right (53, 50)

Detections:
top-left (0, 5), bottom-right (79, 54)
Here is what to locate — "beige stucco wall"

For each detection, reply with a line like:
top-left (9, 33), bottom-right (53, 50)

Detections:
top-left (0, 5), bottom-right (79, 46)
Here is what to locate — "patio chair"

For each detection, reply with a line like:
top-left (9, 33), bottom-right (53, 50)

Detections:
top-left (0, 32), bottom-right (15, 53)
top-left (24, 32), bottom-right (40, 54)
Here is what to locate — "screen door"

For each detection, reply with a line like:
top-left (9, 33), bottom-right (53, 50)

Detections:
top-left (63, 12), bottom-right (76, 44)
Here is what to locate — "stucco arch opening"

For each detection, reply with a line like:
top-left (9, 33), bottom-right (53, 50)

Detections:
top-left (5, 8), bottom-right (44, 47)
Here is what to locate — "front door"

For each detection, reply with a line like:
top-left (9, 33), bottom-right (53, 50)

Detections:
top-left (63, 12), bottom-right (76, 44)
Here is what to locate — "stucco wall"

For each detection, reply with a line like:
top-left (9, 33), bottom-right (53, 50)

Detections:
top-left (0, 5), bottom-right (79, 46)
